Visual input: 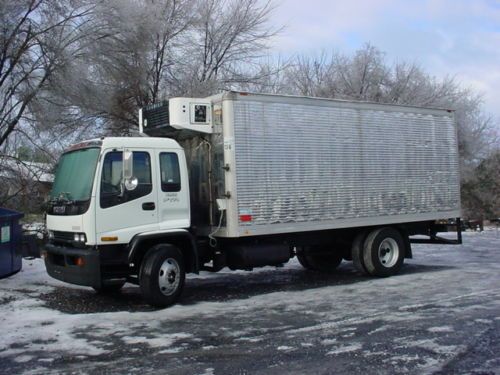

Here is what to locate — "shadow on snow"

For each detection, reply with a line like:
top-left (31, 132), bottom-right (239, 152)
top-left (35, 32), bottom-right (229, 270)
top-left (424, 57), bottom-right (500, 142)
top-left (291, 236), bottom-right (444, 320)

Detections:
top-left (36, 262), bottom-right (453, 314)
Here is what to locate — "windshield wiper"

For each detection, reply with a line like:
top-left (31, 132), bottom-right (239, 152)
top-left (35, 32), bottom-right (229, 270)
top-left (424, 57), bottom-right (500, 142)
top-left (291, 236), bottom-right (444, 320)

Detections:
top-left (49, 192), bottom-right (74, 205)
top-left (49, 198), bottom-right (90, 206)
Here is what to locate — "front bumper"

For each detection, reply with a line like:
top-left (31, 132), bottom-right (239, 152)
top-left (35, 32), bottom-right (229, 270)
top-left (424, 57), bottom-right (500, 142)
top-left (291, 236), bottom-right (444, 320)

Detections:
top-left (44, 243), bottom-right (101, 288)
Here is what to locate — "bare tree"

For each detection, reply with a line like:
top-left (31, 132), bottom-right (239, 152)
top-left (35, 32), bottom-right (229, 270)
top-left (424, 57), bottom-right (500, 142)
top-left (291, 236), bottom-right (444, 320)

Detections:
top-left (0, 153), bottom-right (52, 212)
top-left (461, 150), bottom-right (500, 219)
top-left (40, 0), bottom-right (280, 134)
top-left (236, 56), bottom-right (292, 94)
top-left (0, 0), bottom-right (94, 149)
top-left (84, 0), bottom-right (194, 128)
top-left (332, 44), bottom-right (389, 101)
top-left (283, 52), bottom-right (333, 97)
top-left (171, 0), bottom-right (280, 96)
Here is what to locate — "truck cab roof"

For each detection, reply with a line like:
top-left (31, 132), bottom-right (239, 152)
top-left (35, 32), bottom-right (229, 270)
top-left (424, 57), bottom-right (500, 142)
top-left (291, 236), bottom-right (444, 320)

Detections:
top-left (68, 137), bottom-right (182, 152)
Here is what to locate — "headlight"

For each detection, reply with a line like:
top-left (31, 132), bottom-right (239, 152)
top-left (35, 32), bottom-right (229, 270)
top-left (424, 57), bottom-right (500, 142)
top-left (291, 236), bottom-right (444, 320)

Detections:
top-left (73, 233), bottom-right (86, 243)
top-left (48, 231), bottom-right (54, 240)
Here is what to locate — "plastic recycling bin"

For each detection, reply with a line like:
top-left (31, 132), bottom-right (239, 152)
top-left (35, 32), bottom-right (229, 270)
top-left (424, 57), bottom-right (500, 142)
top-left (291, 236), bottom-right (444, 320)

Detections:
top-left (0, 208), bottom-right (24, 278)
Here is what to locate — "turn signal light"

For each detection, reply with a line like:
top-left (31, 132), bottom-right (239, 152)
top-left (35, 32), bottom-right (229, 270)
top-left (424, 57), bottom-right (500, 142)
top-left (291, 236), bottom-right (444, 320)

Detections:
top-left (101, 236), bottom-right (118, 242)
top-left (75, 257), bottom-right (85, 267)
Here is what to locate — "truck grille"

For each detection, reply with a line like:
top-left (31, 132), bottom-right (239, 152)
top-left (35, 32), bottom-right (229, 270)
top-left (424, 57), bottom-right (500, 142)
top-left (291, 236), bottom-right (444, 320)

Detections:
top-left (53, 231), bottom-right (74, 243)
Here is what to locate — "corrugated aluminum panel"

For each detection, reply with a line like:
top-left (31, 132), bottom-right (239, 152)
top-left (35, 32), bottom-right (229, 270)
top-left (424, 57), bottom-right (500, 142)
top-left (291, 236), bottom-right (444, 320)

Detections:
top-left (230, 96), bottom-right (460, 236)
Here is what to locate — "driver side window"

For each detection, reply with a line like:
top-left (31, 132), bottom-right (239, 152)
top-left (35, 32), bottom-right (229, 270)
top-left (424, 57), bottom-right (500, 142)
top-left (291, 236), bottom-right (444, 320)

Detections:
top-left (100, 151), bottom-right (152, 208)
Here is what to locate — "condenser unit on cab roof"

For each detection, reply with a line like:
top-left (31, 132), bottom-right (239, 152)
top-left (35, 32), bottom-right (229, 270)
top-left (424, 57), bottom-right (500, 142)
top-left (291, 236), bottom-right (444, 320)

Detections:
top-left (139, 98), bottom-right (213, 134)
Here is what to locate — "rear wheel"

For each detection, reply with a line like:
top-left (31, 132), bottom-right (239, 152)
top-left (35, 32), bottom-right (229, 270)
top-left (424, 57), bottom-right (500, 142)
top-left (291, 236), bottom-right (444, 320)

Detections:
top-left (351, 230), bottom-right (369, 275)
top-left (139, 244), bottom-right (185, 307)
top-left (363, 227), bottom-right (406, 277)
top-left (297, 246), bottom-right (343, 271)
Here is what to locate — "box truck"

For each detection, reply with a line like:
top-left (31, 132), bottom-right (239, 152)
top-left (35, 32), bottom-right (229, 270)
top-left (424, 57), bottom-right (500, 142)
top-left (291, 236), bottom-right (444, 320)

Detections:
top-left (43, 92), bottom-right (462, 307)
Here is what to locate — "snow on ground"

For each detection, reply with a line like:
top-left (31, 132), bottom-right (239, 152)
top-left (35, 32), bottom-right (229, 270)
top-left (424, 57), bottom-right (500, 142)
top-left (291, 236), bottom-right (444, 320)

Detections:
top-left (0, 229), bottom-right (499, 374)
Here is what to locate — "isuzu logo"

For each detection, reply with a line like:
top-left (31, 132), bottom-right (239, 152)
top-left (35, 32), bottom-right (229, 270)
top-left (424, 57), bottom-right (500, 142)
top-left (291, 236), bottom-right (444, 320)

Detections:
top-left (53, 206), bottom-right (65, 214)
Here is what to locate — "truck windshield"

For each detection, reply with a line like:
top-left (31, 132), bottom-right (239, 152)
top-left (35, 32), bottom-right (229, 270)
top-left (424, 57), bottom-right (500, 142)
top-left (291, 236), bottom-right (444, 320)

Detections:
top-left (50, 148), bottom-right (100, 202)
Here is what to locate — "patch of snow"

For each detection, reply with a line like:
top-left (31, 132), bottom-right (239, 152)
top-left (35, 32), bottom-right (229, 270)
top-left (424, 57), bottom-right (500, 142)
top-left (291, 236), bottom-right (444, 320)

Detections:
top-left (392, 354), bottom-right (420, 363)
top-left (234, 336), bottom-right (263, 343)
top-left (121, 336), bottom-right (148, 345)
top-left (416, 357), bottom-right (441, 372)
top-left (37, 358), bottom-right (55, 363)
top-left (14, 355), bottom-right (33, 363)
top-left (363, 350), bottom-right (392, 357)
top-left (326, 343), bottom-right (362, 355)
top-left (121, 333), bottom-right (192, 348)
top-left (286, 312), bottom-right (420, 335)
top-left (320, 338), bottom-right (337, 345)
top-left (367, 325), bottom-right (389, 335)
top-left (158, 347), bottom-right (184, 354)
top-left (22, 367), bottom-right (50, 375)
top-left (277, 345), bottom-right (294, 351)
top-left (474, 319), bottom-right (492, 324)
top-left (427, 326), bottom-right (454, 333)
top-left (396, 338), bottom-right (465, 355)
top-left (196, 368), bottom-right (215, 375)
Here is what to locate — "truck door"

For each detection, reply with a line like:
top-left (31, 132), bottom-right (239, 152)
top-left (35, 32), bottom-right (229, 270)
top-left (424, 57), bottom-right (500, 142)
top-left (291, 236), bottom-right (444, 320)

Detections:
top-left (96, 149), bottom-right (158, 242)
top-left (155, 150), bottom-right (190, 229)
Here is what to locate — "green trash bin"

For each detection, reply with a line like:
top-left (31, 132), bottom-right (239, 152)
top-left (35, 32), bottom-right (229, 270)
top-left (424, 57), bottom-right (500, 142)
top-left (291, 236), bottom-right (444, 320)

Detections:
top-left (0, 208), bottom-right (24, 278)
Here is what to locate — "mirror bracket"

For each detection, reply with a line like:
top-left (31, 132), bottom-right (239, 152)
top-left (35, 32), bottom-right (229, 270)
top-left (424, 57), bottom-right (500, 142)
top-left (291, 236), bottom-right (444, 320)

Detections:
top-left (124, 177), bottom-right (138, 191)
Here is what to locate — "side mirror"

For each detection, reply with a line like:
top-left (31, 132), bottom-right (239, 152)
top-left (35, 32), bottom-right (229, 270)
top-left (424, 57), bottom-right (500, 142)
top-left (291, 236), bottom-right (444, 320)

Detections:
top-left (122, 150), bottom-right (138, 191)
top-left (124, 177), bottom-right (138, 191)
top-left (123, 150), bottom-right (133, 180)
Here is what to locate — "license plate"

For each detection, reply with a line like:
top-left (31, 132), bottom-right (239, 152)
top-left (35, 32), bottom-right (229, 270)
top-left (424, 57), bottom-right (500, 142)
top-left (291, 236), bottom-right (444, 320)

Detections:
top-left (53, 206), bottom-right (65, 214)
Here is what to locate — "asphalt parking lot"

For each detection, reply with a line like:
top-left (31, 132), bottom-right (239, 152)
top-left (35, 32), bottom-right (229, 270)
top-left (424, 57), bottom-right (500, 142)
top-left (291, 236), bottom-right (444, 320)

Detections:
top-left (1, 229), bottom-right (499, 374)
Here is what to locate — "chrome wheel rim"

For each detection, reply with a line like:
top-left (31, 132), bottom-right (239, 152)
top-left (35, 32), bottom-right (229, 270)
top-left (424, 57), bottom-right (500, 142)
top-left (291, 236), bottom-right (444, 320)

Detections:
top-left (158, 258), bottom-right (180, 296)
top-left (378, 238), bottom-right (399, 268)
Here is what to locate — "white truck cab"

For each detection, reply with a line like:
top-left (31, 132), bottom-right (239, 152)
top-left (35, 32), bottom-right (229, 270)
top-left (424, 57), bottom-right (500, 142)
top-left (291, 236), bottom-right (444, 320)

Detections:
top-left (48, 137), bottom-right (190, 244)
top-left (44, 137), bottom-right (197, 305)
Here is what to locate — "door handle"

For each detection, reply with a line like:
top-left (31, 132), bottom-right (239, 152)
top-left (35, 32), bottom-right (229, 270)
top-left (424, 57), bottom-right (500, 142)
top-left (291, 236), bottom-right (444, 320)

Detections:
top-left (142, 202), bottom-right (155, 211)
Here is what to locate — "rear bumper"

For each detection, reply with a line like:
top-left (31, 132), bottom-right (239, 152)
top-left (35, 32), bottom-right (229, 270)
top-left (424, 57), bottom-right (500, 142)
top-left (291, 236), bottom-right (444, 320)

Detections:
top-left (44, 244), bottom-right (101, 288)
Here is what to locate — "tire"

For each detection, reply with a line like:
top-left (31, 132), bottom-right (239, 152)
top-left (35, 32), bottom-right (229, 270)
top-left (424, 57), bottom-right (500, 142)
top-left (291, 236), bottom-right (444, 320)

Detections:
top-left (296, 252), bottom-right (313, 269)
top-left (93, 281), bottom-right (125, 294)
top-left (296, 246), bottom-right (342, 272)
top-left (139, 244), bottom-right (185, 307)
top-left (363, 227), bottom-right (406, 277)
top-left (351, 230), bottom-right (369, 275)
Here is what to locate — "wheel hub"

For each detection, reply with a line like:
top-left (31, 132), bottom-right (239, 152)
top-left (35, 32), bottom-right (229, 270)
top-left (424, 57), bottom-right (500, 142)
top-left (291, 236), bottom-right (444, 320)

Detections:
top-left (167, 272), bottom-right (176, 283)
top-left (378, 238), bottom-right (399, 268)
top-left (158, 258), bottom-right (180, 296)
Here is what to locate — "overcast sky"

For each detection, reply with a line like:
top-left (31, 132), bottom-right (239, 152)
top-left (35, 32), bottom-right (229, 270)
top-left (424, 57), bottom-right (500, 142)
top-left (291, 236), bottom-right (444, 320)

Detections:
top-left (268, 0), bottom-right (500, 120)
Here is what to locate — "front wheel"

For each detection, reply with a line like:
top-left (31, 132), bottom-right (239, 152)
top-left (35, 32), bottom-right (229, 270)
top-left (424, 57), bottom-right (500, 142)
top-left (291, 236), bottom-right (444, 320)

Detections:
top-left (139, 244), bottom-right (185, 307)
top-left (363, 227), bottom-right (406, 277)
